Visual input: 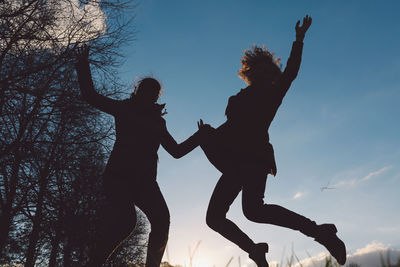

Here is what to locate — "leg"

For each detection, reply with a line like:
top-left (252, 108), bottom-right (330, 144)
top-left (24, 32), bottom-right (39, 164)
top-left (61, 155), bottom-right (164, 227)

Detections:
top-left (206, 173), bottom-right (255, 253)
top-left (134, 181), bottom-right (170, 267)
top-left (88, 199), bottom-right (137, 266)
top-left (87, 173), bottom-right (137, 267)
top-left (241, 166), bottom-right (317, 235)
top-left (241, 165), bottom-right (346, 265)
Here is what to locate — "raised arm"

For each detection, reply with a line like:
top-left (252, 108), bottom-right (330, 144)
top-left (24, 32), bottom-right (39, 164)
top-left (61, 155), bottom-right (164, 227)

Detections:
top-left (75, 45), bottom-right (120, 115)
top-left (276, 15), bottom-right (312, 99)
top-left (161, 119), bottom-right (210, 159)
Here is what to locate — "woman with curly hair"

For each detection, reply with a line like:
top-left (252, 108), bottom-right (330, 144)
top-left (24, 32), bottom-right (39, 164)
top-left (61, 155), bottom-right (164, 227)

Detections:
top-left (75, 46), bottom-right (205, 267)
top-left (200, 16), bottom-right (346, 267)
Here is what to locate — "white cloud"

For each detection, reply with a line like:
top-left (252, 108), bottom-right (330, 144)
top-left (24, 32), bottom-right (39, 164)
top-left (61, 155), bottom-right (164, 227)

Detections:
top-left (3, 0), bottom-right (107, 49)
top-left (347, 242), bottom-right (399, 267)
top-left (293, 192), bottom-right (305, 200)
top-left (51, 0), bottom-right (107, 45)
top-left (352, 241), bottom-right (388, 256)
top-left (334, 166), bottom-right (392, 188)
top-left (283, 242), bottom-right (400, 267)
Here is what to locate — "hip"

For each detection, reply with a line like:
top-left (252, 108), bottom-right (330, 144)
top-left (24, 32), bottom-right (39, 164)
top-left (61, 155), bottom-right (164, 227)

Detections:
top-left (200, 127), bottom-right (276, 174)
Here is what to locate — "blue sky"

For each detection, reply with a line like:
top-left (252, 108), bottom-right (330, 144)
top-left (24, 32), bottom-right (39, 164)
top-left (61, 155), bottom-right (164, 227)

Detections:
top-left (113, 1), bottom-right (400, 266)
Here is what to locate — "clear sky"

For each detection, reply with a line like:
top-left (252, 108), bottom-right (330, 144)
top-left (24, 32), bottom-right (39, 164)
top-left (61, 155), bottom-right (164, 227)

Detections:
top-left (114, 1), bottom-right (400, 266)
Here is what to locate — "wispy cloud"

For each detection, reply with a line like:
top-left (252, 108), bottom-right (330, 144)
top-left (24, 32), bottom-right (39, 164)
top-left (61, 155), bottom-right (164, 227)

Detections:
top-left (293, 192), bottom-right (305, 200)
top-left (334, 166), bottom-right (392, 188)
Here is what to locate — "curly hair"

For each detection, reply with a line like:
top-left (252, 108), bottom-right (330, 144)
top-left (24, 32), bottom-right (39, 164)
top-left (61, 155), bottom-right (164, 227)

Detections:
top-left (238, 45), bottom-right (282, 85)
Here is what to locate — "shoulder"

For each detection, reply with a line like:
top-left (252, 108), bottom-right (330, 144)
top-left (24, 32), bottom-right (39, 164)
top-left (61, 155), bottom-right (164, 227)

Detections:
top-left (117, 98), bottom-right (135, 112)
top-left (158, 116), bottom-right (167, 130)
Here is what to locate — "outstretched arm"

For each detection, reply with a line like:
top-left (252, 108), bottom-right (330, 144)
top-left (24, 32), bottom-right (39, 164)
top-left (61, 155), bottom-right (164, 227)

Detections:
top-left (75, 45), bottom-right (120, 115)
top-left (161, 119), bottom-right (211, 159)
top-left (276, 15), bottom-right (312, 99)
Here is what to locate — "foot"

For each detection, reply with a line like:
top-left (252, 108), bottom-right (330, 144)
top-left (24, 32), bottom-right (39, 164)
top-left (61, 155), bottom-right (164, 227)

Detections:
top-left (249, 243), bottom-right (269, 267)
top-left (314, 224), bottom-right (346, 265)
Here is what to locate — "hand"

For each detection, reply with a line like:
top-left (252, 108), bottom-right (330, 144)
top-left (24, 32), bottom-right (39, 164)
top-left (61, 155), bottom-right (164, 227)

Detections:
top-left (197, 119), bottom-right (213, 132)
top-left (295, 15), bottom-right (312, 42)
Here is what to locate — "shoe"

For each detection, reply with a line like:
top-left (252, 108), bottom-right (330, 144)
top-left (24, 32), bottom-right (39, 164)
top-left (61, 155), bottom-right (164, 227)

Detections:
top-left (314, 224), bottom-right (346, 265)
top-left (249, 243), bottom-right (269, 267)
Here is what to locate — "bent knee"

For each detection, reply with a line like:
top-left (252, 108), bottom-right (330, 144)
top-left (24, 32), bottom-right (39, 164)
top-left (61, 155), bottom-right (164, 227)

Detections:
top-left (206, 209), bottom-right (225, 230)
top-left (242, 205), bottom-right (265, 223)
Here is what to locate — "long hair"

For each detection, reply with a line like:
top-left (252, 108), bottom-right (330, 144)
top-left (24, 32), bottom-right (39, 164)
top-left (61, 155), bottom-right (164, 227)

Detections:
top-left (238, 45), bottom-right (282, 85)
top-left (131, 77), bottom-right (162, 100)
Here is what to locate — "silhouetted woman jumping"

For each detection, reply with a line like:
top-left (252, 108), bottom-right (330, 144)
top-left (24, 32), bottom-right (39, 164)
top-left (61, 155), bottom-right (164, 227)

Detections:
top-left (75, 46), bottom-right (203, 267)
top-left (200, 16), bottom-right (346, 267)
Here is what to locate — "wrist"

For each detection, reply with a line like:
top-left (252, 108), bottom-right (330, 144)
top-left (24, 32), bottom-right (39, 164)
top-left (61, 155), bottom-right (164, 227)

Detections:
top-left (295, 35), bottom-right (304, 42)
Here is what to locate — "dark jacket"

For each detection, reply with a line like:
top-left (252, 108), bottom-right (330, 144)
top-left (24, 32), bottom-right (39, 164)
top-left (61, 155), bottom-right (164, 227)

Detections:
top-left (75, 61), bottom-right (200, 183)
top-left (202, 41), bottom-right (304, 175)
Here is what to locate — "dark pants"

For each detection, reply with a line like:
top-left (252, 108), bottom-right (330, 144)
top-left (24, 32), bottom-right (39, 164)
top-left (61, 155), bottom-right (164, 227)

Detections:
top-left (206, 164), bottom-right (316, 253)
top-left (90, 168), bottom-right (170, 267)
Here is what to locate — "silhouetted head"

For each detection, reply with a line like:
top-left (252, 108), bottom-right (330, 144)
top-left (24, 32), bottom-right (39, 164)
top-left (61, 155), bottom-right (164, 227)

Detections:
top-left (132, 77), bottom-right (162, 103)
top-left (238, 45), bottom-right (282, 85)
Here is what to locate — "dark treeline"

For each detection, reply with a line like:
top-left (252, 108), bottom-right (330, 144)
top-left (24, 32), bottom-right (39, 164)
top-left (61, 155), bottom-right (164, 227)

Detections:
top-left (0, 0), bottom-right (148, 265)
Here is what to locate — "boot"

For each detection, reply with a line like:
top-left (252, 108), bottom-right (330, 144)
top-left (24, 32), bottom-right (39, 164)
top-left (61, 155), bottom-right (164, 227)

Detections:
top-left (249, 243), bottom-right (269, 267)
top-left (314, 224), bottom-right (346, 265)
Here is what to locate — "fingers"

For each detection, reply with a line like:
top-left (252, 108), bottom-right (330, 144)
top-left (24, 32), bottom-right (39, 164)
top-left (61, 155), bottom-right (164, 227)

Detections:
top-left (298, 15), bottom-right (312, 28)
top-left (296, 15), bottom-right (312, 37)
top-left (304, 15), bottom-right (312, 27)
top-left (197, 119), bottom-right (204, 129)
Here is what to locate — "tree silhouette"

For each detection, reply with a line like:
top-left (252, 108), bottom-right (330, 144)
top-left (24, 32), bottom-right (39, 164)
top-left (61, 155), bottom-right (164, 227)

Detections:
top-left (0, 0), bottom-right (147, 265)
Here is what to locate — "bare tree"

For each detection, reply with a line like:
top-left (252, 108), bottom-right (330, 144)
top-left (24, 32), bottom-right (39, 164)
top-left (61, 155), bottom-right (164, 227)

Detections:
top-left (1, 0), bottom-right (148, 265)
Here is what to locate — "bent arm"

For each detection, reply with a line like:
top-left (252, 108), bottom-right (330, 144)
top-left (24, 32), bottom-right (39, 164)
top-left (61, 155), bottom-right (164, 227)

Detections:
top-left (161, 122), bottom-right (201, 159)
top-left (75, 59), bottom-right (120, 115)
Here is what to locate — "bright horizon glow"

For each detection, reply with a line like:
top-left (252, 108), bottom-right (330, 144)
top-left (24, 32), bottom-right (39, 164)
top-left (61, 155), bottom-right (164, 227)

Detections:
top-left (191, 257), bottom-right (214, 267)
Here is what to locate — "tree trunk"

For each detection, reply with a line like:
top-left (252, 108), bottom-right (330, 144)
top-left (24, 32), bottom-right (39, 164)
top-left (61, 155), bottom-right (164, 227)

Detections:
top-left (0, 155), bottom-right (22, 253)
top-left (48, 210), bottom-right (63, 267)
top-left (63, 237), bottom-right (73, 267)
top-left (25, 169), bottom-right (50, 267)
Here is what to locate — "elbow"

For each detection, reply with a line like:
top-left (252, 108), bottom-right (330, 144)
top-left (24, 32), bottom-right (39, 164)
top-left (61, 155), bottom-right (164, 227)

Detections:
top-left (170, 148), bottom-right (188, 159)
top-left (172, 152), bottom-right (184, 159)
top-left (165, 141), bottom-right (195, 159)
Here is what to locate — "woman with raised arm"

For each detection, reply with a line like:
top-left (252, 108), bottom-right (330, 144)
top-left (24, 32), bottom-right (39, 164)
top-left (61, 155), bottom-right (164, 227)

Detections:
top-left (75, 46), bottom-right (204, 267)
top-left (200, 16), bottom-right (346, 267)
